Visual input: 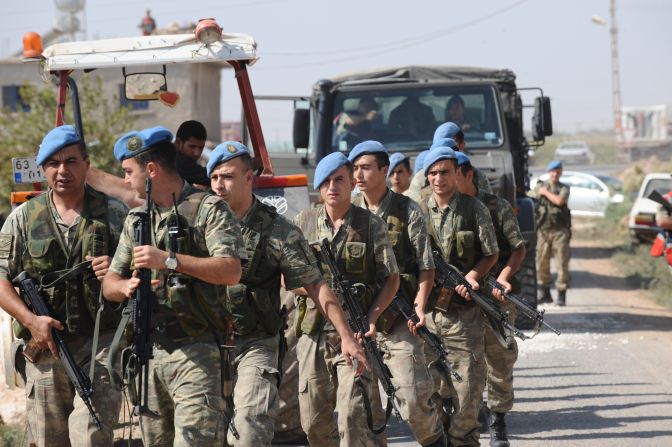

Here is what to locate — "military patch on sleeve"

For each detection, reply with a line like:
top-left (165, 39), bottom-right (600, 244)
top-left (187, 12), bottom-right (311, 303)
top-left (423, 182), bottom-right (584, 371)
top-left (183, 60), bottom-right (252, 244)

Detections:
top-left (0, 234), bottom-right (14, 259)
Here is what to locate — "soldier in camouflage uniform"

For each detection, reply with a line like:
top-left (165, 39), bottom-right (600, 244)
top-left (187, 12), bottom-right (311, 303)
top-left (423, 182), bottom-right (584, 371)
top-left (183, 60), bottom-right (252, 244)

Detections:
top-left (102, 126), bottom-right (246, 446)
top-left (0, 125), bottom-right (127, 446)
top-left (294, 152), bottom-right (400, 447)
top-left (206, 142), bottom-right (367, 446)
top-left (455, 152), bottom-right (526, 447)
top-left (388, 152), bottom-right (413, 194)
top-left (421, 146), bottom-right (499, 447)
top-left (530, 160), bottom-right (571, 306)
top-left (349, 141), bottom-right (446, 447)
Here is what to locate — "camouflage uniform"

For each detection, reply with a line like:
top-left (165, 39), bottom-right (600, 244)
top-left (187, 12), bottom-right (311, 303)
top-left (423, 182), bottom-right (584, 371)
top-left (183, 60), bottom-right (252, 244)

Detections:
top-left (531, 181), bottom-right (571, 292)
top-left (0, 187), bottom-right (127, 447)
top-left (478, 192), bottom-right (525, 414)
top-left (421, 192), bottom-right (499, 447)
top-left (108, 182), bottom-right (246, 447)
top-left (226, 197), bottom-right (322, 446)
top-left (294, 204), bottom-right (398, 447)
top-left (353, 190), bottom-right (444, 446)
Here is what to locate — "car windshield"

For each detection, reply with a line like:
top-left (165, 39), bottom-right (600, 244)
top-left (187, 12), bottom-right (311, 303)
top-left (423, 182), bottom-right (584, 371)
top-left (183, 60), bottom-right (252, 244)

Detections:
top-left (330, 85), bottom-right (503, 152)
top-left (643, 178), bottom-right (672, 197)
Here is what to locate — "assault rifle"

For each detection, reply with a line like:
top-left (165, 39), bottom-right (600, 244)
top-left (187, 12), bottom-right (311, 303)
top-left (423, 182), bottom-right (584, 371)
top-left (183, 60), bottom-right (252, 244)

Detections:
top-left (485, 277), bottom-right (561, 337)
top-left (310, 239), bottom-right (402, 434)
top-left (130, 177), bottom-right (156, 416)
top-left (432, 250), bottom-right (529, 342)
top-left (391, 296), bottom-right (462, 382)
top-left (13, 272), bottom-right (103, 430)
top-left (648, 190), bottom-right (672, 216)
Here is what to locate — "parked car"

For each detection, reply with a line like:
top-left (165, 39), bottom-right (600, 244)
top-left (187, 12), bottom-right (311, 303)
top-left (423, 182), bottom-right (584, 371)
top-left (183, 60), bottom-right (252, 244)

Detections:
top-left (554, 141), bottom-right (595, 165)
top-left (628, 173), bottom-right (672, 243)
top-left (530, 171), bottom-right (624, 217)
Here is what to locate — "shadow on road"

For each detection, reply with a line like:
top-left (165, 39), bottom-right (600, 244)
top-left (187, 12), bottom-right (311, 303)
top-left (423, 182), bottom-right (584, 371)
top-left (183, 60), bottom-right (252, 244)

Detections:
top-left (570, 245), bottom-right (619, 260)
top-left (546, 311), bottom-right (672, 334)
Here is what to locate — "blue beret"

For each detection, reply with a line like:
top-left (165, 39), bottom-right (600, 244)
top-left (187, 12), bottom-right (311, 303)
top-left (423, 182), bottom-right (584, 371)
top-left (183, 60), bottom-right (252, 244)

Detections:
top-left (430, 137), bottom-right (458, 150)
top-left (414, 150), bottom-right (429, 175)
top-left (114, 126), bottom-right (173, 161)
top-left (456, 152), bottom-right (470, 166)
top-left (387, 152), bottom-right (409, 177)
top-left (347, 140), bottom-right (388, 162)
top-left (547, 160), bottom-right (563, 171)
top-left (433, 122), bottom-right (461, 142)
top-left (423, 147), bottom-right (457, 176)
top-left (314, 152), bottom-right (349, 190)
top-left (207, 141), bottom-right (250, 177)
top-left (37, 125), bottom-right (82, 166)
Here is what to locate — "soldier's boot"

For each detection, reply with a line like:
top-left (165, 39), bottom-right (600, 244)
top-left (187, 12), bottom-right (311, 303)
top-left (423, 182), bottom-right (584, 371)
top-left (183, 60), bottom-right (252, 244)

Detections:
top-left (423, 432), bottom-right (448, 447)
top-left (537, 286), bottom-right (552, 304)
top-left (557, 290), bottom-right (566, 307)
top-left (489, 412), bottom-right (510, 447)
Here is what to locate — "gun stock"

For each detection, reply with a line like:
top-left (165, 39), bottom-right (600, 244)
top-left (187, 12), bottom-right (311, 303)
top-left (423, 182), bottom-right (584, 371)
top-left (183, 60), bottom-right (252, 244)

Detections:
top-left (648, 190), bottom-right (672, 216)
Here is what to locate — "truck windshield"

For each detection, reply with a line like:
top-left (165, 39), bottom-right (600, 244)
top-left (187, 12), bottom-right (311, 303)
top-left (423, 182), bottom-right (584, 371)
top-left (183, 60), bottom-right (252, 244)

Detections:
top-left (331, 85), bottom-right (503, 152)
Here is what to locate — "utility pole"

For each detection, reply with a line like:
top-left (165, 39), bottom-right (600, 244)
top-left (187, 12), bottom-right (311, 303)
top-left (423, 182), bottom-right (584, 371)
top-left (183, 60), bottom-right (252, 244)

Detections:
top-left (609, 0), bottom-right (624, 147)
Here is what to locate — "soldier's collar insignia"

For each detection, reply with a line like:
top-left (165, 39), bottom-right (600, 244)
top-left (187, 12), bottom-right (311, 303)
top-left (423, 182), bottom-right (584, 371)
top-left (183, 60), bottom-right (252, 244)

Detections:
top-left (227, 144), bottom-right (237, 153)
top-left (127, 136), bottom-right (143, 151)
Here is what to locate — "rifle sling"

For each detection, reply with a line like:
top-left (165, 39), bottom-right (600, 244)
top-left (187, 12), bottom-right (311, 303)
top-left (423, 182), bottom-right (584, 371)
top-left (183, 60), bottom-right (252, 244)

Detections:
top-left (355, 376), bottom-right (392, 435)
top-left (40, 260), bottom-right (93, 289)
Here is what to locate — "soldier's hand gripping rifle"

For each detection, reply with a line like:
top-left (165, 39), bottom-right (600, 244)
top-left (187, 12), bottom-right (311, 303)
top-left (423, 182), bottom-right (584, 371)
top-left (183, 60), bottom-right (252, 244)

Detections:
top-left (432, 250), bottom-right (529, 342)
top-left (12, 272), bottom-right (103, 430)
top-left (486, 277), bottom-right (561, 337)
top-left (310, 239), bottom-right (402, 434)
top-left (130, 177), bottom-right (157, 416)
top-left (391, 296), bottom-right (462, 383)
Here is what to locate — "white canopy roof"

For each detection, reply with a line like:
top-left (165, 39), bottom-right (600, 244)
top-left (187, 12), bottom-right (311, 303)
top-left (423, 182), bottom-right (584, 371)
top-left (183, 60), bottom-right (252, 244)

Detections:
top-left (41, 32), bottom-right (258, 71)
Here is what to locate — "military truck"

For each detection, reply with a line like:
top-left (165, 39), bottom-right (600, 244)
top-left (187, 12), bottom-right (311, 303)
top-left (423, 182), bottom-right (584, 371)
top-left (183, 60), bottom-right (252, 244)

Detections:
top-left (283, 65), bottom-right (553, 325)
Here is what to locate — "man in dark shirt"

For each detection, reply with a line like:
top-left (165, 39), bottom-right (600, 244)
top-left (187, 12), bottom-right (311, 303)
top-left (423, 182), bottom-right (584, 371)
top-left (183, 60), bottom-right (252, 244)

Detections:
top-left (174, 120), bottom-right (210, 188)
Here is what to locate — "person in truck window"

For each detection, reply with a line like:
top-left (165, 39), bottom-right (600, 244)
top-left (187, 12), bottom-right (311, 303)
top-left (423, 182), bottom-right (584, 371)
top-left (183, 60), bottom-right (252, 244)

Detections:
top-left (333, 98), bottom-right (380, 150)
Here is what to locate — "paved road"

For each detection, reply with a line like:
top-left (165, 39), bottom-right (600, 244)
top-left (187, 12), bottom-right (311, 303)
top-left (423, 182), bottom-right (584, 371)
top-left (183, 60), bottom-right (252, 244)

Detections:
top-left (529, 163), bottom-right (627, 177)
top-left (361, 238), bottom-right (672, 446)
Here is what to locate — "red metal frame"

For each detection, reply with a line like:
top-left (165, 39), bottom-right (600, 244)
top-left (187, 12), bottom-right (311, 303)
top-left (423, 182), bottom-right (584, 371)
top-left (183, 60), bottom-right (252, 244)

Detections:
top-left (230, 60), bottom-right (274, 177)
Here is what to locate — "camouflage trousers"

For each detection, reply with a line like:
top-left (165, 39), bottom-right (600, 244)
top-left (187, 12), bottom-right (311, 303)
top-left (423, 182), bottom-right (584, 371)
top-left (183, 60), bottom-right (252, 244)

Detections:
top-left (24, 332), bottom-right (120, 447)
top-left (536, 227), bottom-right (571, 291)
top-left (140, 339), bottom-right (226, 447)
top-left (483, 301), bottom-right (518, 413)
top-left (297, 330), bottom-right (387, 447)
top-left (424, 302), bottom-right (486, 447)
top-left (227, 333), bottom-right (280, 446)
top-left (378, 321), bottom-right (443, 445)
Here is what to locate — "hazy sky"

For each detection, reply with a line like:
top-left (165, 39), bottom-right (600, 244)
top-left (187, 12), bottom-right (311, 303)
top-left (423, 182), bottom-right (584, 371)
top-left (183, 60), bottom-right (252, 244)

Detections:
top-left (1, 0), bottom-right (670, 135)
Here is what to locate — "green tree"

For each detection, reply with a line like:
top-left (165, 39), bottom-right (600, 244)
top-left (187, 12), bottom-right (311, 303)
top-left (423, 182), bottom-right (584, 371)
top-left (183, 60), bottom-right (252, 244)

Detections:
top-left (0, 75), bottom-right (136, 215)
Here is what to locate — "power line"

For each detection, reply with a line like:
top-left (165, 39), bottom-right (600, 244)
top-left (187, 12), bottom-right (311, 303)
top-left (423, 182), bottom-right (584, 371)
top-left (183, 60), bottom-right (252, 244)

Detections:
top-left (263, 0), bottom-right (528, 60)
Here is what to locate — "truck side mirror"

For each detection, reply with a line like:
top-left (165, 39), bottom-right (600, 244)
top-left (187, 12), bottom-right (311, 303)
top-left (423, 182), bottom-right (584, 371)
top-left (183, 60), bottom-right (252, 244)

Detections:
top-left (532, 96), bottom-right (553, 141)
top-left (293, 108), bottom-right (310, 150)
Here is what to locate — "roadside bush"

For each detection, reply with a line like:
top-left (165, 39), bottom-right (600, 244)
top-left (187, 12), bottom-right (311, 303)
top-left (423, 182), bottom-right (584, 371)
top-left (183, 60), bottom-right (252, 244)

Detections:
top-left (613, 243), bottom-right (672, 308)
top-left (0, 422), bottom-right (25, 447)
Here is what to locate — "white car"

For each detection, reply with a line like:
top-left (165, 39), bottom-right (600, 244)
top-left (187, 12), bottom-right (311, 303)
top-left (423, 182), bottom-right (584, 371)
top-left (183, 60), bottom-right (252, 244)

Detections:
top-left (554, 141), bottom-right (595, 165)
top-left (628, 173), bottom-right (672, 243)
top-left (530, 171), bottom-right (624, 218)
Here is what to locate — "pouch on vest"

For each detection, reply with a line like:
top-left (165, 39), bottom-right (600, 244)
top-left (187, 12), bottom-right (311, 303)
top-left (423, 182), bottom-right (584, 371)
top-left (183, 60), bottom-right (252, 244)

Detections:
top-left (27, 239), bottom-right (55, 277)
top-left (299, 296), bottom-right (323, 336)
top-left (167, 274), bottom-right (209, 337)
top-left (345, 242), bottom-right (367, 274)
top-left (456, 231), bottom-right (475, 260)
top-left (225, 283), bottom-right (258, 335)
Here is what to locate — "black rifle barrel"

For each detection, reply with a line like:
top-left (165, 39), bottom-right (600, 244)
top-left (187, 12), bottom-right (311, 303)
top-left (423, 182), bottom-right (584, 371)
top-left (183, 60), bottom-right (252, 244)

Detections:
top-left (432, 251), bottom-right (529, 341)
top-left (391, 297), bottom-right (462, 382)
top-left (13, 271), bottom-right (103, 430)
top-left (486, 277), bottom-right (561, 336)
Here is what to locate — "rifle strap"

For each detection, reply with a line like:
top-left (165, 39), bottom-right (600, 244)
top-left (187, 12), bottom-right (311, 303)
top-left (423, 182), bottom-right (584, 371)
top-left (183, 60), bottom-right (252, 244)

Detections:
top-left (40, 260), bottom-right (92, 289)
top-left (89, 288), bottom-right (105, 381)
top-left (107, 301), bottom-right (132, 390)
top-left (354, 376), bottom-right (392, 435)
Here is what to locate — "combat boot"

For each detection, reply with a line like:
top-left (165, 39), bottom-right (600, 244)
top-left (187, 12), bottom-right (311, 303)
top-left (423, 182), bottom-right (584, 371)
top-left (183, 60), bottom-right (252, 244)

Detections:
top-left (489, 411), bottom-right (510, 447)
top-left (537, 286), bottom-right (552, 304)
top-left (557, 290), bottom-right (566, 307)
top-left (423, 432), bottom-right (448, 447)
